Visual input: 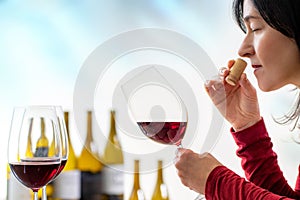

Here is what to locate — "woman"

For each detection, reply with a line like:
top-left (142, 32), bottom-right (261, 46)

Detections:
top-left (175, 0), bottom-right (300, 199)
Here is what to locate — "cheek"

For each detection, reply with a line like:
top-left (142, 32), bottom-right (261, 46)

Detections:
top-left (255, 31), bottom-right (295, 73)
top-left (253, 35), bottom-right (284, 90)
top-left (255, 33), bottom-right (279, 62)
top-left (253, 27), bottom-right (300, 87)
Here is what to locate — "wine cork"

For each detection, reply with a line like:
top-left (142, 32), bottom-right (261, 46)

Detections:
top-left (225, 58), bottom-right (247, 86)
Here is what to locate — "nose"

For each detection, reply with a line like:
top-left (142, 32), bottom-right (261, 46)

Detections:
top-left (238, 35), bottom-right (255, 58)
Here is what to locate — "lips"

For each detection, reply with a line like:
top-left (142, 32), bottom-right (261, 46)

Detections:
top-left (252, 65), bottom-right (262, 69)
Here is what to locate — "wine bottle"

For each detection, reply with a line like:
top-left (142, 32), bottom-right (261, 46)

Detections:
top-left (128, 160), bottom-right (145, 200)
top-left (101, 110), bottom-right (124, 200)
top-left (34, 118), bottom-right (49, 157)
top-left (77, 110), bottom-right (103, 200)
top-left (53, 111), bottom-right (81, 200)
top-left (151, 160), bottom-right (169, 200)
top-left (64, 111), bottom-right (77, 170)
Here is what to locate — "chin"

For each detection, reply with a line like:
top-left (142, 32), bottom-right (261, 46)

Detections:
top-left (258, 82), bottom-right (283, 92)
top-left (259, 87), bottom-right (273, 92)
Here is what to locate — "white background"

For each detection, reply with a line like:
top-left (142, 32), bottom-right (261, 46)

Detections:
top-left (1, 0), bottom-right (300, 199)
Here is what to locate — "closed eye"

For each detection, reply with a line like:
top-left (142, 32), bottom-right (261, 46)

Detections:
top-left (251, 28), bottom-right (261, 32)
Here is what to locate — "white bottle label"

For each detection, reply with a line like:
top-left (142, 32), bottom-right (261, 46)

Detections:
top-left (160, 184), bottom-right (169, 198)
top-left (8, 174), bottom-right (31, 200)
top-left (101, 164), bottom-right (124, 194)
top-left (53, 170), bottom-right (81, 199)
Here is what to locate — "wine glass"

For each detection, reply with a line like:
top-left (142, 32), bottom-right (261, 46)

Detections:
top-left (42, 106), bottom-right (69, 200)
top-left (135, 102), bottom-right (187, 148)
top-left (121, 67), bottom-right (205, 200)
top-left (8, 106), bottom-right (62, 200)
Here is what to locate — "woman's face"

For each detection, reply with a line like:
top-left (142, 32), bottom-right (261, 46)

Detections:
top-left (238, 0), bottom-right (300, 91)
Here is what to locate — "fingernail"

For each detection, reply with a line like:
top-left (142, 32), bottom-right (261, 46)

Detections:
top-left (218, 67), bottom-right (227, 75)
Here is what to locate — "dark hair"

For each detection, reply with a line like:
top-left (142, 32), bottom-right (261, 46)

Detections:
top-left (232, 0), bottom-right (300, 128)
top-left (233, 0), bottom-right (300, 48)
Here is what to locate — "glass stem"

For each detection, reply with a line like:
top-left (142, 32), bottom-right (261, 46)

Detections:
top-left (177, 143), bottom-right (183, 148)
top-left (33, 191), bottom-right (38, 200)
top-left (42, 186), bottom-right (47, 200)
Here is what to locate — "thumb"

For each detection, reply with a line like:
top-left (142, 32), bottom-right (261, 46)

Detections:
top-left (239, 73), bottom-right (257, 95)
top-left (227, 59), bottom-right (235, 69)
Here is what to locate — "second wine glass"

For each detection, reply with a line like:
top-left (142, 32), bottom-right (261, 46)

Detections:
top-left (42, 106), bottom-right (69, 200)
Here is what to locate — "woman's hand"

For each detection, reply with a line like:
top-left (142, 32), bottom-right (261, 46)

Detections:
top-left (205, 60), bottom-right (261, 131)
top-left (174, 148), bottom-right (222, 194)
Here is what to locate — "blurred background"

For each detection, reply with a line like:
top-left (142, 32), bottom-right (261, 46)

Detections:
top-left (1, 0), bottom-right (299, 199)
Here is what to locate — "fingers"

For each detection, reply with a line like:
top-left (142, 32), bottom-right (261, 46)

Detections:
top-left (218, 67), bottom-right (228, 78)
top-left (239, 73), bottom-right (257, 95)
top-left (205, 80), bottom-right (220, 93)
top-left (219, 58), bottom-right (235, 76)
top-left (174, 148), bottom-right (194, 164)
top-left (204, 79), bottom-right (227, 107)
top-left (174, 148), bottom-right (187, 164)
top-left (175, 148), bottom-right (188, 157)
top-left (227, 59), bottom-right (235, 68)
top-left (175, 148), bottom-right (192, 159)
top-left (207, 59), bottom-right (236, 82)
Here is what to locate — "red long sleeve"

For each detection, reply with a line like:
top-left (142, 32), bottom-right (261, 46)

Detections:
top-left (205, 118), bottom-right (300, 199)
top-left (296, 166), bottom-right (300, 191)
top-left (206, 166), bottom-right (294, 199)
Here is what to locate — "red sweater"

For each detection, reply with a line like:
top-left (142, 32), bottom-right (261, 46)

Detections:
top-left (205, 118), bottom-right (300, 199)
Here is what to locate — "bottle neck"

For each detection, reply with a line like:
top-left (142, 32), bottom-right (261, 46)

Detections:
top-left (85, 111), bottom-right (93, 149)
top-left (156, 160), bottom-right (163, 184)
top-left (64, 112), bottom-right (71, 142)
top-left (133, 160), bottom-right (141, 189)
top-left (35, 118), bottom-right (49, 157)
top-left (102, 110), bottom-right (124, 164)
top-left (109, 110), bottom-right (116, 140)
top-left (41, 118), bottom-right (46, 138)
top-left (63, 111), bottom-right (78, 170)
top-left (157, 168), bottom-right (163, 184)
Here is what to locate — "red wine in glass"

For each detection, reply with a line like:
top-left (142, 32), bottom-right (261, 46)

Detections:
top-left (137, 121), bottom-right (187, 146)
top-left (10, 158), bottom-right (61, 192)
top-left (53, 158), bottom-right (67, 179)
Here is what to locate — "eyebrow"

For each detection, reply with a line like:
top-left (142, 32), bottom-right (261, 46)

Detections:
top-left (243, 15), bottom-right (261, 22)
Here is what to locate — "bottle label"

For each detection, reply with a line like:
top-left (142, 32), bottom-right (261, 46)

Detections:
top-left (53, 170), bottom-right (81, 199)
top-left (34, 147), bottom-right (49, 157)
top-left (160, 184), bottom-right (169, 199)
top-left (101, 164), bottom-right (124, 195)
top-left (81, 171), bottom-right (102, 200)
top-left (137, 189), bottom-right (145, 200)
